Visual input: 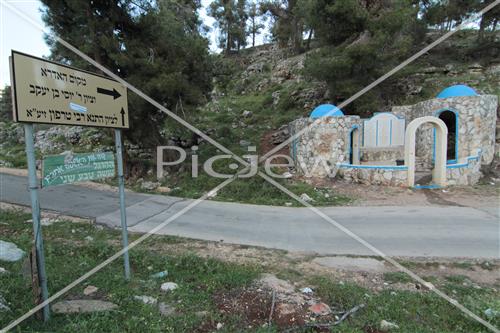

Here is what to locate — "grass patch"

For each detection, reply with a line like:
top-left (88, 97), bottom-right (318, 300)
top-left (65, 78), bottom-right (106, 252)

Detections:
top-left (383, 271), bottom-right (414, 284)
top-left (310, 275), bottom-right (500, 333)
top-left (0, 209), bottom-right (260, 332)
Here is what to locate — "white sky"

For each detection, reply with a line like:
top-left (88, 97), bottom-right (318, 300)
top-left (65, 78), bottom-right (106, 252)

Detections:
top-left (0, 0), bottom-right (269, 88)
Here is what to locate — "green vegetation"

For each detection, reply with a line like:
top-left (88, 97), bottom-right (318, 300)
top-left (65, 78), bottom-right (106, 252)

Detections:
top-left (0, 209), bottom-right (260, 332)
top-left (311, 276), bottom-right (500, 333)
top-left (383, 272), bottom-right (414, 284)
top-left (40, 0), bottom-right (212, 147)
top-left (2, 209), bottom-right (498, 332)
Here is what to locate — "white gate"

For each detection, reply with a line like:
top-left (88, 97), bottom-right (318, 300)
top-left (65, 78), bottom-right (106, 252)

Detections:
top-left (363, 113), bottom-right (405, 147)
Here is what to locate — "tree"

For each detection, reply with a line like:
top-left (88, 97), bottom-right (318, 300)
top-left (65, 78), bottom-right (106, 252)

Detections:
top-left (40, 0), bottom-right (212, 147)
top-left (422, 0), bottom-right (479, 31)
top-left (304, 0), bottom-right (426, 116)
top-left (209, 0), bottom-right (237, 53)
top-left (477, 0), bottom-right (499, 41)
top-left (209, 0), bottom-right (251, 53)
top-left (235, 0), bottom-right (248, 50)
top-left (247, 1), bottom-right (265, 47)
top-left (260, 0), bottom-right (305, 53)
top-left (0, 85), bottom-right (13, 121)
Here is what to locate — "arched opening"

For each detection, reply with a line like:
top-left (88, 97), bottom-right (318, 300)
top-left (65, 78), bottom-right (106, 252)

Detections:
top-left (415, 125), bottom-right (434, 185)
top-left (405, 117), bottom-right (447, 188)
top-left (437, 110), bottom-right (458, 162)
top-left (349, 127), bottom-right (360, 164)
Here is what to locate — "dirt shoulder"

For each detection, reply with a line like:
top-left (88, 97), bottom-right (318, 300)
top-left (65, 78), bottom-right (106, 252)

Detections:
top-left (309, 177), bottom-right (499, 211)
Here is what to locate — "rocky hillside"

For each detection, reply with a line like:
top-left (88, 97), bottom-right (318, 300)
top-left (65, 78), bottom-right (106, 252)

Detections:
top-left (1, 31), bottom-right (499, 180)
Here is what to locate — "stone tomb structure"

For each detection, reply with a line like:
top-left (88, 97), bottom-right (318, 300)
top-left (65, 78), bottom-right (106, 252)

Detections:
top-left (289, 85), bottom-right (498, 187)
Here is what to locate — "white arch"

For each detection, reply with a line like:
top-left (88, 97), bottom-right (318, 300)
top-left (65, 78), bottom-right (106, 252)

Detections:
top-left (404, 116), bottom-right (448, 187)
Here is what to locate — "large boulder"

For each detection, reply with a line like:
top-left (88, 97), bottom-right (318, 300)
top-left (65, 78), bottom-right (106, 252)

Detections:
top-left (0, 240), bottom-right (25, 262)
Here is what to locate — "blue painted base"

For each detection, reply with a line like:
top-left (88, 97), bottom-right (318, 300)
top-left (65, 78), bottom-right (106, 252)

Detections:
top-left (412, 184), bottom-right (442, 190)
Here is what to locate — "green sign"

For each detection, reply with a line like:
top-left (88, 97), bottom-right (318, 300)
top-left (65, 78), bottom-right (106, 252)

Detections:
top-left (42, 152), bottom-right (115, 187)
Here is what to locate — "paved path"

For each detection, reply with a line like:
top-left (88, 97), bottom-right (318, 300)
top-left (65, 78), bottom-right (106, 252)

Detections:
top-left (2, 173), bottom-right (498, 258)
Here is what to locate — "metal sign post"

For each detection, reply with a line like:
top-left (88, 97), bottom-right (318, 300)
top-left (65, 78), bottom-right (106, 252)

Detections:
top-left (10, 50), bottom-right (132, 320)
top-left (114, 129), bottom-right (131, 280)
top-left (23, 123), bottom-right (50, 321)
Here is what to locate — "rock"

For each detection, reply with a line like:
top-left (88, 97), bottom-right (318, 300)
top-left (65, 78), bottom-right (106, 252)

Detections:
top-left (271, 126), bottom-right (290, 144)
top-left (285, 202), bottom-right (293, 207)
top-left (134, 295), bottom-right (158, 305)
top-left (242, 110), bottom-right (253, 118)
top-left (195, 310), bottom-right (209, 318)
top-left (0, 267), bottom-right (7, 274)
top-left (282, 172), bottom-right (292, 178)
top-left (156, 186), bottom-right (171, 193)
top-left (272, 91), bottom-right (280, 106)
top-left (83, 285), bottom-right (98, 296)
top-left (380, 320), bottom-right (400, 330)
top-left (216, 322), bottom-right (223, 330)
top-left (299, 193), bottom-right (314, 202)
top-left (239, 140), bottom-right (251, 147)
top-left (52, 300), bottom-right (118, 314)
top-left (25, 217), bottom-right (60, 226)
top-left (160, 282), bottom-right (178, 292)
top-left (150, 270), bottom-right (168, 279)
top-left (468, 63), bottom-right (483, 70)
top-left (422, 66), bottom-right (441, 74)
top-left (159, 302), bottom-right (175, 316)
top-left (0, 240), bottom-right (25, 262)
top-left (308, 302), bottom-right (331, 316)
top-left (84, 236), bottom-right (94, 242)
top-left (484, 308), bottom-right (499, 319)
top-left (301, 287), bottom-right (313, 294)
top-left (64, 126), bottom-right (84, 144)
top-left (141, 181), bottom-right (160, 191)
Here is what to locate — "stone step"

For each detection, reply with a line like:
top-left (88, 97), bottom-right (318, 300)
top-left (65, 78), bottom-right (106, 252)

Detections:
top-left (414, 171), bottom-right (433, 185)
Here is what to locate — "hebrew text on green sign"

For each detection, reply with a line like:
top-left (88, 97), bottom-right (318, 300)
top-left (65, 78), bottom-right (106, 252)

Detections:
top-left (42, 152), bottom-right (115, 187)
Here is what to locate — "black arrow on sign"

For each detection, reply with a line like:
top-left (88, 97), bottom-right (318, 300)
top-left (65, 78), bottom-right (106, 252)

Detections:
top-left (97, 87), bottom-right (121, 99)
top-left (120, 107), bottom-right (126, 126)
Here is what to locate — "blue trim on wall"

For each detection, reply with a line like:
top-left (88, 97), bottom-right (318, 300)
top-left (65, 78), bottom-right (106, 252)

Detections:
top-left (445, 150), bottom-right (481, 169)
top-left (413, 184), bottom-right (442, 189)
top-left (339, 163), bottom-right (408, 170)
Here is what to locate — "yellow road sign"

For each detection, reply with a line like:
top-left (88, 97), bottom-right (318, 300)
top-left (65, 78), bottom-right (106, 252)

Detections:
top-left (10, 50), bottom-right (129, 129)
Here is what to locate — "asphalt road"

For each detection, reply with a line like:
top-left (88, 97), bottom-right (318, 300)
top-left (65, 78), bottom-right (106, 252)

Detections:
top-left (2, 173), bottom-right (499, 258)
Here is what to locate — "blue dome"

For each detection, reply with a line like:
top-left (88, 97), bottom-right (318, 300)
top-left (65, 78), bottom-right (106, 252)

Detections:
top-left (310, 104), bottom-right (344, 118)
top-left (437, 85), bottom-right (478, 98)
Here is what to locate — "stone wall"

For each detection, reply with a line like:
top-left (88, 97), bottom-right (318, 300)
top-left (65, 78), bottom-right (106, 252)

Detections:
top-left (446, 155), bottom-right (482, 186)
top-left (289, 116), bottom-right (362, 178)
top-left (337, 166), bottom-right (408, 186)
top-left (359, 147), bottom-right (404, 164)
top-left (392, 95), bottom-right (498, 166)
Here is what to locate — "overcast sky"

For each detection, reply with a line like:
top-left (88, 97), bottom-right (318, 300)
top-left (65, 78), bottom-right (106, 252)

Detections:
top-left (0, 0), bottom-right (269, 88)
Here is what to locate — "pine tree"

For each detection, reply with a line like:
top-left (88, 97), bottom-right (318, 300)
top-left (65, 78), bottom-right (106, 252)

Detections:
top-left (40, 0), bottom-right (212, 146)
top-left (0, 85), bottom-right (13, 121)
top-left (304, 0), bottom-right (426, 116)
top-left (235, 0), bottom-right (248, 50)
top-left (247, 1), bottom-right (265, 47)
top-left (260, 0), bottom-right (304, 53)
top-left (209, 0), bottom-right (237, 53)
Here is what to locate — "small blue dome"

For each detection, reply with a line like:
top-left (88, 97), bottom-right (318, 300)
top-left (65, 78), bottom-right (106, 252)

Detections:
top-left (310, 104), bottom-right (344, 118)
top-left (437, 85), bottom-right (478, 98)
